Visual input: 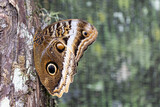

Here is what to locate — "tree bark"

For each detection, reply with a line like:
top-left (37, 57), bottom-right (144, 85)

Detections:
top-left (0, 0), bottom-right (56, 107)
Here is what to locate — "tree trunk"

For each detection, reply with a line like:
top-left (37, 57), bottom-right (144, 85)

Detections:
top-left (0, 0), bottom-right (56, 106)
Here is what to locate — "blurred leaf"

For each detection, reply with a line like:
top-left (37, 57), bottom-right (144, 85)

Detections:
top-left (97, 12), bottom-right (106, 23)
top-left (91, 42), bottom-right (103, 60)
top-left (152, 24), bottom-right (160, 41)
top-left (87, 81), bottom-right (104, 91)
top-left (118, 0), bottom-right (130, 10)
top-left (87, 15), bottom-right (93, 24)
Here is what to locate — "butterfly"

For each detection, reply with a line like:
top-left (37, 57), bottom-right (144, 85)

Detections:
top-left (33, 19), bottom-right (98, 98)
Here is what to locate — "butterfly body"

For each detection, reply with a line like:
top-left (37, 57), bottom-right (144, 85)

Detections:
top-left (33, 19), bottom-right (98, 97)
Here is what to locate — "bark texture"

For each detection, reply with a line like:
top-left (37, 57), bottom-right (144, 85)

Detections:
top-left (0, 0), bottom-right (56, 107)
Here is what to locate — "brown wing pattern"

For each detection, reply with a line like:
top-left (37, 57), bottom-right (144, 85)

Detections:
top-left (33, 19), bottom-right (98, 97)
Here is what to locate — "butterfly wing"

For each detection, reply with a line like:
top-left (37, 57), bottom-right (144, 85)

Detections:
top-left (33, 19), bottom-right (98, 97)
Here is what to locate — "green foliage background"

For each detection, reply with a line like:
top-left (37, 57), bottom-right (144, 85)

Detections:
top-left (36, 0), bottom-right (160, 106)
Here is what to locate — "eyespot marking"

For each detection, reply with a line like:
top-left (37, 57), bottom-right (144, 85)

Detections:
top-left (46, 63), bottom-right (57, 75)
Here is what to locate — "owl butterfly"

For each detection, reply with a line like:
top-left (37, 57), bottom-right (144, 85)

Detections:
top-left (33, 19), bottom-right (98, 98)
